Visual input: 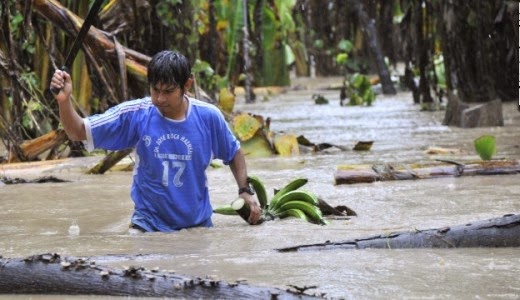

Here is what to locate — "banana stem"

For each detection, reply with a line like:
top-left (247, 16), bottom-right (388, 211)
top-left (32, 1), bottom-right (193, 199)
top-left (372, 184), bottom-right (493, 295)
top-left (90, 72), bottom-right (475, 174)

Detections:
top-left (230, 197), bottom-right (265, 225)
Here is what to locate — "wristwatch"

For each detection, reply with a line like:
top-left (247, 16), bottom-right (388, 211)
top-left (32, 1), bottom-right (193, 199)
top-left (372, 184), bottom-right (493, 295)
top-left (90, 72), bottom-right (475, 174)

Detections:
top-left (238, 186), bottom-right (255, 195)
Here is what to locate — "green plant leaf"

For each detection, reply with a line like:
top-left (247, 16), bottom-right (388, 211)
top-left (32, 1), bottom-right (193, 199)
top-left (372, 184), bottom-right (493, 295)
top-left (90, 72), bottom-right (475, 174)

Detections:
top-left (336, 53), bottom-right (349, 65)
top-left (474, 135), bottom-right (496, 160)
top-left (232, 113), bottom-right (262, 142)
top-left (337, 39), bottom-right (353, 53)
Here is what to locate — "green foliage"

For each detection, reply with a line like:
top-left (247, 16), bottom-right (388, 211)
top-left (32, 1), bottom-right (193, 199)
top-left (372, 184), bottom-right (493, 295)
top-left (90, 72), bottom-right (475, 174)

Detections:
top-left (312, 94), bottom-right (329, 105)
top-left (223, 0), bottom-right (244, 81)
top-left (10, 10), bottom-right (35, 55)
top-left (336, 39), bottom-right (366, 73)
top-left (313, 39), bottom-right (324, 49)
top-left (19, 72), bottom-right (39, 91)
top-left (18, 72), bottom-right (53, 134)
top-left (337, 39), bottom-right (353, 53)
top-left (10, 11), bottom-right (24, 33)
top-left (433, 55), bottom-right (446, 89)
top-left (335, 38), bottom-right (376, 106)
top-left (255, 1), bottom-right (292, 86)
top-left (392, 2), bottom-right (405, 24)
top-left (343, 73), bottom-right (376, 106)
top-left (335, 53), bottom-right (349, 65)
top-left (277, 0), bottom-right (296, 32)
top-left (155, 0), bottom-right (183, 27)
top-left (192, 59), bottom-right (227, 92)
top-left (474, 135), bottom-right (496, 161)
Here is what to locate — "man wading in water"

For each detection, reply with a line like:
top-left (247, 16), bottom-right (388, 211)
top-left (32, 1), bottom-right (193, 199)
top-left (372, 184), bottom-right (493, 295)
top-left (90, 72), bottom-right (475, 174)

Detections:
top-left (50, 50), bottom-right (262, 232)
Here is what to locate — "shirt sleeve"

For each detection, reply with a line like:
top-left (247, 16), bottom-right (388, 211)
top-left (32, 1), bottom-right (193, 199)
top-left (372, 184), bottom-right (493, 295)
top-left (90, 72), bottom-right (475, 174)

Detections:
top-left (83, 100), bottom-right (143, 152)
top-left (209, 108), bottom-right (240, 164)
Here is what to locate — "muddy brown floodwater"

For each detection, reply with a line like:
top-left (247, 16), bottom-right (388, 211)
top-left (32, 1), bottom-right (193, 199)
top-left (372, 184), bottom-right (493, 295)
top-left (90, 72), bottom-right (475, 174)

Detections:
top-left (1, 77), bottom-right (519, 299)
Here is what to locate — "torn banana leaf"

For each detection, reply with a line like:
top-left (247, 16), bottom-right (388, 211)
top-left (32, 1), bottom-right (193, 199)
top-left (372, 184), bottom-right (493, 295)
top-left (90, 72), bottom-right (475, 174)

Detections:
top-left (274, 134), bottom-right (300, 156)
top-left (240, 134), bottom-right (275, 158)
top-left (231, 112), bottom-right (262, 142)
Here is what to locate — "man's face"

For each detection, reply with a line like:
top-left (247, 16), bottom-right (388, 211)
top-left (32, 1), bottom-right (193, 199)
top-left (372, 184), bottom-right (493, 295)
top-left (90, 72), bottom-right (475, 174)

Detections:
top-left (150, 82), bottom-right (184, 117)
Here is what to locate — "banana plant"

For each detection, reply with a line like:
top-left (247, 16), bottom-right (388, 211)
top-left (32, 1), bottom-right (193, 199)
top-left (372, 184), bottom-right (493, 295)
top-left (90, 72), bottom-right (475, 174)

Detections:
top-left (201, 0), bottom-right (294, 87)
top-left (213, 176), bottom-right (327, 225)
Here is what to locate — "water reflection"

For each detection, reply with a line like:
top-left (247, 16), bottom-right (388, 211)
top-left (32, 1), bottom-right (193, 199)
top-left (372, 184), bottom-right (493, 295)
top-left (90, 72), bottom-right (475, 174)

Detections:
top-left (1, 85), bottom-right (519, 299)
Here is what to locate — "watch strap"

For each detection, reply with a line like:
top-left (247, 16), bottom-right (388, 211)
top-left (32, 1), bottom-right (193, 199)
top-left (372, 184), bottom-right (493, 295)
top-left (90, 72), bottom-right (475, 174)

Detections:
top-left (238, 186), bottom-right (255, 195)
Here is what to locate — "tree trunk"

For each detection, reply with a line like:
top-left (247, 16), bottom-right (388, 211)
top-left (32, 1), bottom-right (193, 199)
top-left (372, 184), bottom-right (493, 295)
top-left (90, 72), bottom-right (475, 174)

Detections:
top-left (7, 130), bottom-right (67, 162)
top-left (399, 1), bottom-right (435, 106)
top-left (277, 214), bottom-right (520, 252)
top-left (242, 0), bottom-right (254, 103)
top-left (0, 253), bottom-right (319, 299)
top-left (347, 0), bottom-right (396, 95)
top-left (440, 1), bottom-right (517, 122)
top-left (438, 1), bottom-right (516, 127)
top-left (308, 0), bottom-right (338, 76)
top-left (443, 90), bottom-right (504, 127)
top-left (86, 148), bottom-right (134, 174)
top-left (334, 159), bottom-right (520, 185)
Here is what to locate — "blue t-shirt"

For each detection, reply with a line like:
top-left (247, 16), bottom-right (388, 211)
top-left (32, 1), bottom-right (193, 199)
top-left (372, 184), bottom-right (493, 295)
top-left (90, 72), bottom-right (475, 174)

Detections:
top-left (83, 96), bottom-right (240, 232)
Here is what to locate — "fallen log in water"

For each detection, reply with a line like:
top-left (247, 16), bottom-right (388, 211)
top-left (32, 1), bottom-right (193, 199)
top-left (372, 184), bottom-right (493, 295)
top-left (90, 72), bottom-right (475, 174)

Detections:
top-left (0, 253), bottom-right (320, 299)
top-left (277, 214), bottom-right (520, 252)
top-left (86, 148), bottom-right (134, 174)
top-left (7, 130), bottom-right (68, 162)
top-left (334, 159), bottom-right (520, 185)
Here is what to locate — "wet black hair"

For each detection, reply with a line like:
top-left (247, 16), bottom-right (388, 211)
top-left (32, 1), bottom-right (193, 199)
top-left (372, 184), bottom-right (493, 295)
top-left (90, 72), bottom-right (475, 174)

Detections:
top-left (147, 50), bottom-right (192, 91)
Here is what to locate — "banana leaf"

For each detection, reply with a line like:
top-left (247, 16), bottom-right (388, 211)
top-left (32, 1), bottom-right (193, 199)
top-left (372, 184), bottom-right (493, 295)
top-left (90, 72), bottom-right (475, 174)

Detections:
top-left (259, 4), bottom-right (290, 86)
top-left (274, 133), bottom-right (299, 156)
top-left (223, 0), bottom-right (245, 82)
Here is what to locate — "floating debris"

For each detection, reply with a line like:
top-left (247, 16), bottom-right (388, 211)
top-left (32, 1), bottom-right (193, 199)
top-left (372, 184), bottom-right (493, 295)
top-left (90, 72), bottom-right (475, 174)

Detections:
top-left (100, 270), bottom-right (110, 277)
top-left (68, 220), bottom-right (80, 236)
top-left (0, 175), bottom-right (69, 185)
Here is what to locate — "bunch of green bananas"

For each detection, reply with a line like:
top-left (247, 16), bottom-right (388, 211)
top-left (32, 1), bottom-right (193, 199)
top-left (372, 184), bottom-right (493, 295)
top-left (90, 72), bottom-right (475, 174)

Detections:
top-left (213, 176), bottom-right (326, 225)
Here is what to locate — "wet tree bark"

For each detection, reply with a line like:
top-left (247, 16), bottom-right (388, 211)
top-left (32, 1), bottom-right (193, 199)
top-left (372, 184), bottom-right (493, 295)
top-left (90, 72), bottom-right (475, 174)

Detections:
top-left (438, 1), bottom-right (517, 126)
top-left (7, 129), bottom-right (67, 162)
top-left (334, 159), bottom-right (520, 185)
top-left (347, 0), bottom-right (396, 95)
top-left (400, 1), bottom-right (434, 106)
top-left (242, 0), bottom-right (254, 103)
top-left (439, 1), bottom-right (517, 103)
top-left (86, 148), bottom-right (134, 174)
top-left (0, 253), bottom-right (319, 299)
top-left (442, 90), bottom-right (504, 128)
top-left (277, 214), bottom-right (520, 252)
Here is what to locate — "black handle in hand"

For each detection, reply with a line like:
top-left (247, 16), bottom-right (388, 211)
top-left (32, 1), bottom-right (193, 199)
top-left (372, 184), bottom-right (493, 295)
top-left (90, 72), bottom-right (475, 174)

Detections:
top-left (50, 66), bottom-right (68, 95)
top-left (50, 0), bottom-right (104, 96)
top-left (50, 86), bottom-right (61, 96)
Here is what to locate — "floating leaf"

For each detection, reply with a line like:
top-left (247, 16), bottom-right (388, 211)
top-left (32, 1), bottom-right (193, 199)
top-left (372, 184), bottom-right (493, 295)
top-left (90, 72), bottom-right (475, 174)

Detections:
top-left (353, 141), bottom-right (373, 151)
top-left (274, 134), bottom-right (300, 156)
top-left (474, 135), bottom-right (496, 160)
top-left (232, 113), bottom-right (261, 142)
top-left (350, 73), bottom-right (364, 89)
top-left (312, 94), bottom-right (329, 105)
top-left (240, 134), bottom-right (274, 158)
